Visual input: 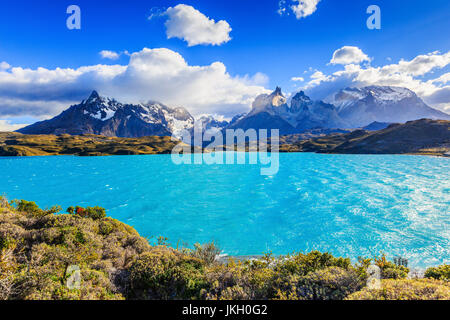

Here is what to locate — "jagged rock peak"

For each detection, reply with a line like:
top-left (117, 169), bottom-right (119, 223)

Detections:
top-left (292, 91), bottom-right (311, 102)
top-left (273, 86), bottom-right (283, 96)
top-left (87, 90), bottom-right (100, 101)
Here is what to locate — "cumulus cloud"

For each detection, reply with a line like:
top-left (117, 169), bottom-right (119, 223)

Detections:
top-left (291, 77), bottom-right (304, 82)
top-left (303, 50), bottom-right (450, 113)
top-left (330, 46), bottom-right (371, 65)
top-left (99, 50), bottom-right (120, 60)
top-left (164, 4), bottom-right (231, 46)
top-left (279, 0), bottom-right (321, 19)
top-left (423, 86), bottom-right (450, 112)
top-left (291, 0), bottom-right (321, 19)
top-left (0, 61), bottom-right (11, 70)
top-left (0, 48), bottom-right (268, 120)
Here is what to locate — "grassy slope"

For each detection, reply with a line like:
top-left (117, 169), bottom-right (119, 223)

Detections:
top-left (0, 198), bottom-right (449, 300)
top-left (280, 119), bottom-right (450, 156)
top-left (0, 132), bottom-right (183, 156)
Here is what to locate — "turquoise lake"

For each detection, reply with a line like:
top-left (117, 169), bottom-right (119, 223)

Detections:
top-left (0, 153), bottom-right (449, 268)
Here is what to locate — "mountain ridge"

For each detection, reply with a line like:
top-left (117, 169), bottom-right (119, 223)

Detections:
top-left (16, 86), bottom-right (450, 138)
top-left (17, 91), bottom-right (193, 138)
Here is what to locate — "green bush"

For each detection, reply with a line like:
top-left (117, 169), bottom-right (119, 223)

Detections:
top-left (0, 199), bottom-right (148, 300)
top-left (0, 236), bottom-right (16, 251)
top-left (203, 252), bottom-right (363, 300)
top-left (14, 199), bottom-right (41, 214)
top-left (424, 265), bottom-right (450, 281)
top-left (347, 279), bottom-right (450, 300)
top-left (294, 266), bottom-right (365, 300)
top-left (13, 199), bottom-right (61, 217)
top-left (68, 206), bottom-right (106, 220)
top-left (84, 207), bottom-right (106, 220)
top-left (98, 220), bottom-right (115, 236)
top-left (190, 242), bottom-right (221, 265)
top-left (374, 254), bottom-right (409, 279)
top-left (129, 247), bottom-right (208, 299)
top-left (274, 251), bottom-right (352, 277)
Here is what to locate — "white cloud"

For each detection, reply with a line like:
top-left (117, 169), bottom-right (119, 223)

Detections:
top-left (291, 0), bottom-right (321, 19)
top-left (0, 61), bottom-right (11, 70)
top-left (99, 50), bottom-right (120, 60)
top-left (0, 48), bottom-right (268, 119)
top-left (277, 1), bottom-right (288, 15)
top-left (330, 46), bottom-right (371, 65)
top-left (0, 119), bottom-right (27, 132)
top-left (431, 72), bottom-right (450, 85)
top-left (308, 70), bottom-right (332, 86)
top-left (164, 4), bottom-right (231, 46)
top-left (279, 0), bottom-right (321, 19)
top-left (291, 76), bottom-right (304, 81)
top-left (304, 50), bottom-right (450, 112)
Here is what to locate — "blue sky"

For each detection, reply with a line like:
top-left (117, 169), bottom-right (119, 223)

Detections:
top-left (0, 0), bottom-right (449, 128)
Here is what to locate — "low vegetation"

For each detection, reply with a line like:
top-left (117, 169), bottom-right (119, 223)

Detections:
top-left (0, 132), bottom-right (183, 156)
top-left (0, 197), bottom-right (448, 300)
top-left (280, 119), bottom-right (450, 156)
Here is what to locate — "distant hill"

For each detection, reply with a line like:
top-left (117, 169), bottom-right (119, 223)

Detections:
top-left (280, 119), bottom-right (450, 156)
top-left (0, 132), bottom-right (186, 156)
top-left (363, 121), bottom-right (392, 131)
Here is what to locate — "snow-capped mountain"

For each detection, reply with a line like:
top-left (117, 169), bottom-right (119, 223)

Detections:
top-left (18, 91), bottom-right (194, 138)
top-left (228, 87), bottom-right (297, 135)
top-left (287, 91), bottom-right (348, 130)
top-left (17, 86), bottom-right (450, 139)
top-left (196, 115), bottom-right (229, 134)
top-left (331, 86), bottom-right (450, 127)
top-left (229, 87), bottom-right (347, 134)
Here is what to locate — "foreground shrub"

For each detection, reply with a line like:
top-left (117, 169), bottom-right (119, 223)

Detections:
top-left (273, 251), bottom-right (352, 277)
top-left (424, 265), bottom-right (450, 281)
top-left (374, 254), bottom-right (409, 279)
top-left (0, 199), bottom-right (149, 300)
top-left (204, 259), bottom-right (264, 300)
top-left (67, 206), bottom-right (106, 220)
top-left (347, 279), bottom-right (450, 300)
top-left (128, 247), bottom-right (208, 299)
top-left (292, 266), bottom-right (365, 300)
top-left (190, 242), bottom-right (221, 265)
top-left (204, 252), bottom-right (366, 300)
top-left (1, 197), bottom-right (448, 301)
top-left (13, 199), bottom-right (61, 218)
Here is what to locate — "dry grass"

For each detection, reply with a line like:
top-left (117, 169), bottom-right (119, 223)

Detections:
top-left (0, 132), bottom-right (184, 156)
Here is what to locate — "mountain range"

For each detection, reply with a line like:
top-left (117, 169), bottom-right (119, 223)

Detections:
top-left (18, 91), bottom-right (194, 138)
top-left (17, 86), bottom-right (450, 138)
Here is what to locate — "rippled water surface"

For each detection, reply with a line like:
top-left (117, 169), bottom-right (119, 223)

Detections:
top-left (0, 153), bottom-right (448, 267)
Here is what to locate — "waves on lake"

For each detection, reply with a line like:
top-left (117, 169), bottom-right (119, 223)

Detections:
top-left (0, 153), bottom-right (448, 267)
